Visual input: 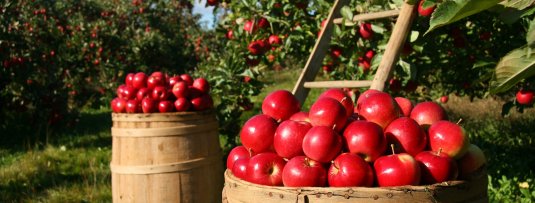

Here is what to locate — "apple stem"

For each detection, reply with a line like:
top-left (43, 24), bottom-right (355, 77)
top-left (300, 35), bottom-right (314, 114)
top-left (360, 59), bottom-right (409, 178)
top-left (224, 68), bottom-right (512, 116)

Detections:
top-left (456, 118), bottom-right (463, 125)
top-left (437, 148), bottom-right (443, 156)
top-left (332, 124), bottom-right (337, 130)
top-left (390, 144), bottom-right (395, 155)
top-left (304, 157), bottom-right (310, 166)
top-left (341, 97), bottom-right (347, 103)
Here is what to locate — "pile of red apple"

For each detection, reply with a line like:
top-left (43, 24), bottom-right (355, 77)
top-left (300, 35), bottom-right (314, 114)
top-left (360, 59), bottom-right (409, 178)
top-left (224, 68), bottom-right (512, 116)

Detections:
top-left (227, 89), bottom-right (487, 187)
top-left (111, 72), bottom-right (213, 113)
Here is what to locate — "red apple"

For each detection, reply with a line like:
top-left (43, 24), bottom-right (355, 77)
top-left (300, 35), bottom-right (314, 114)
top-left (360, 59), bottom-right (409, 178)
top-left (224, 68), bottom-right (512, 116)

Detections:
top-left (319, 88), bottom-right (354, 117)
top-left (207, 0), bottom-right (218, 6)
top-left (257, 17), bottom-right (269, 29)
top-left (365, 49), bottom-right (375, 60)
top-left (261, 90), bottom-right (301, 122)
top-left (302, 126), bottom-right (342, 163)
top-left (328, 153), bottom-right (374, 187)
top-left (180, 74), bottom-right (194, 86)
top-left (394, 97), bottom-right (413, 117)
top-left (384, 117), bottom-right (427, 156)
top-left (132, 72), bottom-right (147, 89)
top-left (458, 144), bottom-right (486, 179)
top-left (136, 87), bottom-right (152, 101)
top-left (428, 121), bottom-right (471, 159)
top-left (125, 73), bottom-right (135, 87)
top-left (167, 75), bottom-right (182, 88)
top-left (356, 89), bottom-right (381, 107)
top-left (282, 156), bottom-right (327, 187)
top-left (309, 97), bottom-right (347, 132)
top-left (172, 81), bottom-right (189, 99)
top-left (227, 146), bottom-right (252, 169)
top-left (122, 85), bottom-right (137, 100)
top-left (343, 120), bottom-right (386, 162)
top-left (248, 40), bottom-right (266, 55)
top-left (158, 100), bottom-right (174, 113)
top-left (374, 150), bottom-right (421, 187)
top-left (174, 97), bottom-right (190, 112)
top-left (330, 46), bottom-right (343, 59)
top-left (111, 97), bottom-right (127, 113)
top-left (359, 22), bottom-right (373, 39)
top-left (418, 0), bottom-right (436, 17)
top-left (141, 97), bottom-right (157, 113)
top-left (516, 89), bottom-right (534, 105)
top-left (232, 158), bottom-right (249, 180)
top-left (187, 87), bottom-right (203, 99)
top-left (273, 120), bottom-right (312, 159)
top-left (225, 30), bottom-right (233, 40)
top-left (240, 114), bottom-right (278, 154)
top-left (243, 20), bottom-right (256, 33)
top-left (126, 99), bottom-right (141, 113)
top-left (147, 75), bottom-right (165, 89)
top-left (357, 91), bottom-right (400, 129)
top-left (410, 101), bottom-right (448, 127)
top-left (268, 35), bottom-right (282, 46)
top-left (116, 84), bottom-right (127, 99)
top-left (192, 77), bottom-right (210, 94)
top-left (440, 95), bottom-right (449, 104)
top-left (152, 86), bottom-right (170, 101)
top-left (190, 94), bottom-right (213, 111)
top-left (415, 150), bottom-right (458, 184)
top-left (289, 111), bottom-right (310, 123)
top-left (246, 152), bottom-right (286, 186)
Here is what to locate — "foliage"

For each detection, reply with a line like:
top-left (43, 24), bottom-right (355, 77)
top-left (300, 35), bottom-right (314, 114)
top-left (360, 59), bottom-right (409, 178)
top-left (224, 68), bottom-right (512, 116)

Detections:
top-left (0, 0), bottom-right (203, 144)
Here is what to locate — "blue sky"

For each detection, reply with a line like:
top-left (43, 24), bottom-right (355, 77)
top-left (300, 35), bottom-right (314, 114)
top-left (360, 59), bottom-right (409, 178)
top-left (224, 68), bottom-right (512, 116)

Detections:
top-left (192, 0), bottom-right (216, 29)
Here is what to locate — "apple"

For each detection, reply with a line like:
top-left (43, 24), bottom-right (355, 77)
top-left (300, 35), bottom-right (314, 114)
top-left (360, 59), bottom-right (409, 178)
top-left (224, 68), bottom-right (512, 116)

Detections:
top-left (125, 73), bottom-right (135, 87)
top-left (516, 89), bottom-right (534, 105)
top-left (174, 97), bottom-right (190, 112)
top-left (187, 87), bottom-right (203, 99)
top-left (330, 46), bottom-right (343, 59)
top-left (309, 97), bottom-right (347, 132)
top-left (207, 0), bottom-right (218, 6)
top-left (365, 49), bottom-right (375, 60)
top-left (122, 85), bottom-right (137, 100)
top-left (111, 97), bottom-right (127, 113)
top-left (374, 149), bottom-right (421, 187)
top-left (302, 126), bottom-right (342, 163)
top-left (158, 100), bottom-right (174, 113)
top-left (261, 90), bottom-right (301, 122)
top-left (343, 120), bottom-right (386, 162)
top-left (172, 81), bottom-right (189, 99)
top-left (355, 89), bottom-right (381, 108)
top-left (289, 111), bottom-right (310, 123)
top-left (282, 156), bottom-right (327, 187)
top-left (243, 20), bottom-right (256, 33)
top-left (232, 158), bottom-right (249, 180)
top-left (268, 35), bottom-right (282, 46)
top-left (136, 87), bottom-right (152, 101)
top-left (428, 121), bottom-right (471, 159)
top-left (328, 153), bottom-right (374, 187)
top-left (410, 101), bottom-right (447, 127)
top-left (227, 146), bottom-right (252, 169)
top-left (359, 22), bottom-right (373, 40)
top-left (141, 97), bottom-right (157, 113)
top-left (190, 94), bottom-right (213, 111)
top-left (132, 72), bottom-right (147, 89)
top-left (257, 17), bottom-right (269, 29)
top-left (147, 75), bottom-right (165, 89)
top-left (440, 95), bottom-right (449, 104)
top-left (384, 117), bottom-right (427, 156)
top-left (248, 40), bottom-right (266, 55)
top-left (180, 74), bottom-right (194, 86)
top-left (246, 152), bottom-right (286, 186)
top-left (273, 120), bottom-right (312, 159)
top-left (415, 150), bottom-right (458, 184)
top-left (357, 91), bottom-right (400, 129)
top-left (126, 99), bottom-right (141, 113)
top-left (150, 71), bottom-right (165, 78)
top-left (167, 75), bottom-right (182, 88)
top-left (418, 0), bottom-right (436, 17)
top-left (394, 97), bottom-right (413, 117)
top-left (152, 86), bottom-right (170, 101)
top-left (319, 88), bottom-right (354, 117)
top-left (116, 84), bottom-right (127, 99)
top-left (458, 144), bottom-right (486, 180)
top-left (225, 30), bottom-right (233, 40)
top-left (240, 114), bottom-right (278, 153)
top-left (192, 78), bottom-right (210, 94)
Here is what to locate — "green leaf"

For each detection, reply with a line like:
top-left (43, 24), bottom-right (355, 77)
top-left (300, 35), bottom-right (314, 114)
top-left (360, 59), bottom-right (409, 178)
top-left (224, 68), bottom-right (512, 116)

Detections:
top-left (426, 0), bottom-right (503, 34)
top-left (490, 45), bottom-right (535, 94)
top-left (340, 6), bottom-right (353, 21)
top-left (528, 17), bottom-right (535, 45)
top-left (499, 0), bottom-right (534, 10)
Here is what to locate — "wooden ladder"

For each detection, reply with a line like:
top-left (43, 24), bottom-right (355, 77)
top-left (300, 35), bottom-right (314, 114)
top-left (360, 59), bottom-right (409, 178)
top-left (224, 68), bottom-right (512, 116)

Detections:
top-left (292, 0), bottom-right (417, 105)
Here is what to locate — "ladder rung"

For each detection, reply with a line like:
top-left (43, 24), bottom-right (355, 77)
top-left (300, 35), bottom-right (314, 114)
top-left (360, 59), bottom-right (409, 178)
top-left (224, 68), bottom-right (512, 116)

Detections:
top-left (333, 10), bottom-right (400, 25)
top-left (304, 80), bottom-right (373, 88)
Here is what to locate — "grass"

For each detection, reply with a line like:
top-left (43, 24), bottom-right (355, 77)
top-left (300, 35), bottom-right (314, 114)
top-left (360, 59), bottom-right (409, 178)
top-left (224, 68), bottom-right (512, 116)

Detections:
top-left (1, 68), bottom-right (534, 202)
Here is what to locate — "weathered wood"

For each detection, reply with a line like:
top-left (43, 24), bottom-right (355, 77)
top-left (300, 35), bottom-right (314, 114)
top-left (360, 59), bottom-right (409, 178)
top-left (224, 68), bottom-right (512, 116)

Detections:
top-left (304, 80), bottom-right (372, 88)
top-left (111, 111), bottom-right (223, 203)
top-left (370, 2), bottom-right (417, 91)
top-left (223, 169), bottom-right (488, 203)
top-left (292, 0), bottom-right (351, 105)
top-left (333, 10), bottom-right (400, 26)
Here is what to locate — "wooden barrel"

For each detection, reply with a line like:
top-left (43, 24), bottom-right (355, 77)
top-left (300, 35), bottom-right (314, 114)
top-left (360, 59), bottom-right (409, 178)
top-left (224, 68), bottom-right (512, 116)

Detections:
top-left (111, 110), bottom-right (223, 203)
top-left (222, 167), bottom-right (488, 203)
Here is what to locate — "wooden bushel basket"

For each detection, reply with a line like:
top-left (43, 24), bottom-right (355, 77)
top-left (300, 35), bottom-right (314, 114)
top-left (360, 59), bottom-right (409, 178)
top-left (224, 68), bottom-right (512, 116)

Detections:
top-left (111, 110), bottom-right (223, 203)
top-left (222, 168), bottom-right (488, 203)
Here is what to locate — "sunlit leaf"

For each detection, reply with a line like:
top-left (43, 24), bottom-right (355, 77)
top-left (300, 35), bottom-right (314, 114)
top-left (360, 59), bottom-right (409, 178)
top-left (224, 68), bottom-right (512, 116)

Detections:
top-left (490, 45), bottom-right (535, 93)
top-left (426, 0), bottom-right (503, 34)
